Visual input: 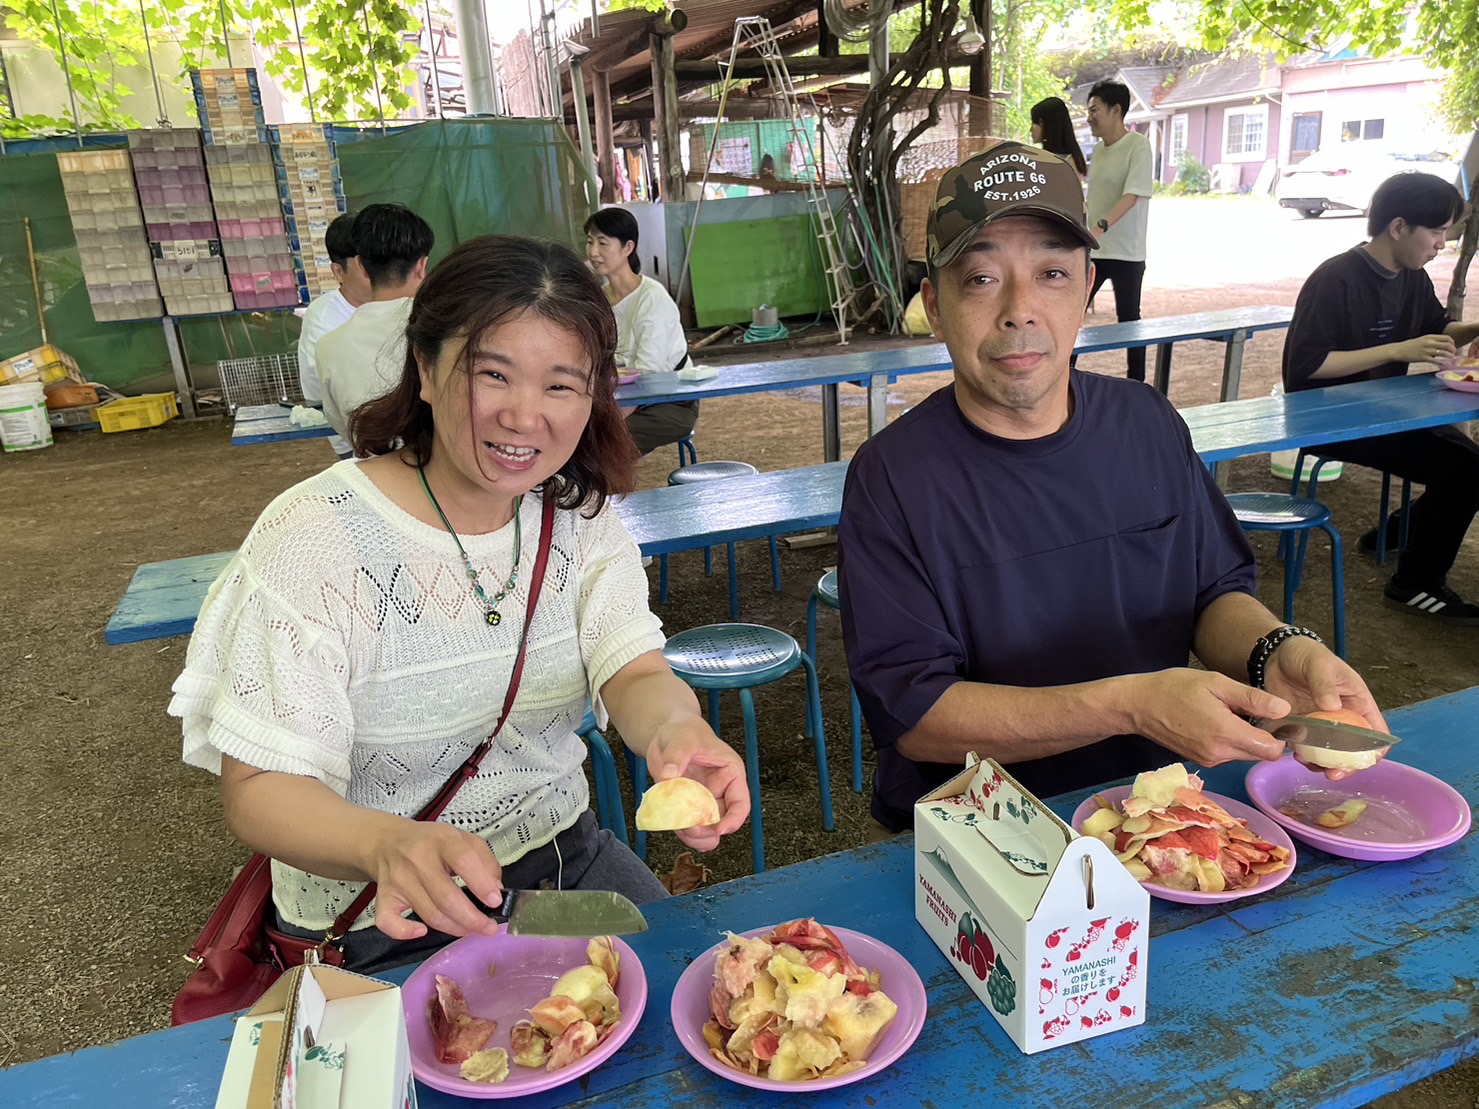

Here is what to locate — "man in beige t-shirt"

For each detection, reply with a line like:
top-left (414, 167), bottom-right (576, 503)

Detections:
top-left (317, 204), bottom-right (434, 448)
top-left (1086, 80), bottom-right (1154, 382)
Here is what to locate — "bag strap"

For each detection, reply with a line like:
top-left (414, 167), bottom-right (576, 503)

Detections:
top-left (328, 493), bottom-right (557, 938)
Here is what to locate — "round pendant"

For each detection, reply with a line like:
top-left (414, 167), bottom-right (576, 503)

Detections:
top-left (485, 609), bottom-right (502, 626)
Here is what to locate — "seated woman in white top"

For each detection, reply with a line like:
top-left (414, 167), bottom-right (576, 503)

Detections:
top-left (170, 234), bottom-right (750, 973)
top-left (585, 207), bottom-right (700, 455)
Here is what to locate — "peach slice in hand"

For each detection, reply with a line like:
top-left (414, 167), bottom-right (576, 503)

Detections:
top-left (635, 777), bottom-right (721, 831)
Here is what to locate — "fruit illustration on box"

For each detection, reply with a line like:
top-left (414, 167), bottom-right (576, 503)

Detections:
top-left (986, 957), bottom-right (1016, 1015)
top-left (951, 912), bottom-right (998, 981)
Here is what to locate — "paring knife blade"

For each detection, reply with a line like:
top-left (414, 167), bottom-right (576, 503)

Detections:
top-left (496, 888), bottom-right (648, 937)
top-left (1249, 714), bottom-right (1400, 753)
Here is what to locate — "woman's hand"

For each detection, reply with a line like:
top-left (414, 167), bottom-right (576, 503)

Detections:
top-left (362, 819), bottom-right (506, 941)
top-left (644, 717), bottom-right (751, 853)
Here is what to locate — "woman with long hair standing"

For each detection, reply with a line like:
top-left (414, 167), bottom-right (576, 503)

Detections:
top-left (1030, 96), bottom-right (1088, 179)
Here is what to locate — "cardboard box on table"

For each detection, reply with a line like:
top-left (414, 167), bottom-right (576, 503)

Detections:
top-left (216, 960), bottom-right (417, 1109)
top-left (914, 757), bottom-right (1150, 1054)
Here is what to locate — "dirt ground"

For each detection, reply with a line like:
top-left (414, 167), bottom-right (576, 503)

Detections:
top-left (1, 197), bottom-right (1476, 1105)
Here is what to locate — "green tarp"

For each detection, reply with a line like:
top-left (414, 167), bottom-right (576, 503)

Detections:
top-left (0, 119), bottom-right (593, 392)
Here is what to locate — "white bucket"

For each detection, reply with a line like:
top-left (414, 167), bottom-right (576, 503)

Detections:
top-left (0, 381), bottom-right (52, 452)
top-left (1270, 448), bottom-right (1341, 485)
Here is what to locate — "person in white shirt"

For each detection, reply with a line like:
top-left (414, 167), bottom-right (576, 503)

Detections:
top-left (1085, 80), bottom-right (1154, 382)
top-left (171, 234), bottom-right (750, 973)
top-left (297, 212), bottom-right (368, 458)
top-left (584, 207), bottom-right (699, 455)
top-left (317, 203), bottom-right (435, 447)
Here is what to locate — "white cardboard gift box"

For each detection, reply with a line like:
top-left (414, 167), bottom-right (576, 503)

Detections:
top-left (914, 757), bottom-right (1150, 1054)
top-left (215, 962), bottom-right (418, 1109)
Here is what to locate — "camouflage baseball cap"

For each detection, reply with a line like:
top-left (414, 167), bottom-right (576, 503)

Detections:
top-left (927, 140), bottom-right (1097, 268)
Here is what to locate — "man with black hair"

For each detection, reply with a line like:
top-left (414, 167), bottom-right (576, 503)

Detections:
top-left (1085, 79), bottom-right (1153, 382)
top-left (317, 203), bottom-right (435, 447)
top-left (298, 212), bottom-right (369, 459)
top-left (1284, 171), bottom-right (1479, 623)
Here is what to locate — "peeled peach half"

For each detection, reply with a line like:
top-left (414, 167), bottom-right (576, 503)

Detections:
top-left (634, 777), bottom-right (721, 831)
top-left (1292, 708), bottom-right (1385, 770)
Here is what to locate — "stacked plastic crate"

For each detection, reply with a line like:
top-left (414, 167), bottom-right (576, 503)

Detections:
top-left (192, 68), bottom-right (301, 310)
top-left (129, 128), bottom-right (233, 316)
top-left (268, 124), bottom-right (348, 302)
top-left (56, 149), bottom-right (164, 322)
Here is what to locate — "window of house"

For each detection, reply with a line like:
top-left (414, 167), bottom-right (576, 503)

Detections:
top-left (1291, 112), bottom-right (1321, 155)
top-left (1342, 118), bottom-right (1385, 142)
top-left (1171, 114), bottom-right (1188, 162)
top-left (1223, 104), bottom-right (1268, 161)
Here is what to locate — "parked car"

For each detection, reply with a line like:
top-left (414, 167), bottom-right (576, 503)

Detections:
top-left (1276, 142), bottom-right (1465, 218)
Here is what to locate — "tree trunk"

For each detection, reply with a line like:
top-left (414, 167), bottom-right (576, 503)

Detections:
top-left (1446, 171), bottom-right (1479, 321)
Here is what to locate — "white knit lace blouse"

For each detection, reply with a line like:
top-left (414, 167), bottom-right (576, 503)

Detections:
top-left (170, 461), bottom-right (664, 932)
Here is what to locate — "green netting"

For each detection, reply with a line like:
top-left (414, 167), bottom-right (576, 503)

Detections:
top-left (0, 119), bottom-right (593, 392)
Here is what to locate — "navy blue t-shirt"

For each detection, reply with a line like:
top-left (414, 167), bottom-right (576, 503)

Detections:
top-left (837, 370), bottom-right (1256, 831)
top-left (1282, 245), bottom-right (1449, 391)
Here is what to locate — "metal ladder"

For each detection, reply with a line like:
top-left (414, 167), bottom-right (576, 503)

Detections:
top-left (725, 16), bottom-right (872, 343)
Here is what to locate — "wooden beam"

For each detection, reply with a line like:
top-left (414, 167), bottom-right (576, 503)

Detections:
top-left (685, 170), bottom-right (815, 192)
top-left (673, 55), bottom-right (875, 79)
top-left (650, 31), bottom-right (685, 202)
top-left (593, 69), bottom-right (616, 204)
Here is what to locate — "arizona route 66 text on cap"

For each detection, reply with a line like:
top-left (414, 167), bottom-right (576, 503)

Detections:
top-left (927, 140), bottom-right (1099, 269)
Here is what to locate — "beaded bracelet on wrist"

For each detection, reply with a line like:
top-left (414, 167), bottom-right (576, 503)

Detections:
top-left (1245, 625), bottom-right (1323, 689)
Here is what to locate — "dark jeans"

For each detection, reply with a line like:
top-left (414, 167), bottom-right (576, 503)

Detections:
top-left (1311, 424), bottom-right (1479, 588)
top-left (1090, 258), bottom-right (1147, 382)
top-left (271, 810), bottom-right (668, 975)
top-left (627, 400), bottom-right (699, 456)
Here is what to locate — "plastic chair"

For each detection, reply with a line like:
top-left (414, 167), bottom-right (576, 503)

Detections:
top-left (676, 434), bottom-right (698, 468)
top-left (657, 460), bottom-right (782, 620)
top-left (806, 570), bottom-right (864, 793)
top-left (663, 623), bottom-right (832, 873)
top-left (1289, 449), bottom-right (1411, 565)
top-left (1227, 492), bottom-right (1346, 658)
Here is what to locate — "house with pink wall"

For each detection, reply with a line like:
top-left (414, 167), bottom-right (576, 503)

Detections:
top-left (1155, 54), bottom-right (1281, 192)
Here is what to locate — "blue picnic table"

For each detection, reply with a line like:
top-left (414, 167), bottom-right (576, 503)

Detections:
top-left (112, 375), bottom-right (1479, 647)
top-left (3, 685), bottom-right (1474, 1109)
top-left (233, 306), bottom-right (1295, 458)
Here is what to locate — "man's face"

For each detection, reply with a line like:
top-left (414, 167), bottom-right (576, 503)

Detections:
top-left (1086, 96), bottom-right (1116, 139)
top-left (1392, 219), bottom-right (1451, 270)
top-left (923, 215), bottom-right (1092, 438)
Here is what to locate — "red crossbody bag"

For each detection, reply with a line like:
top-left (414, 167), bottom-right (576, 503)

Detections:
top-left (171, 495), bottom-right (555, 1026)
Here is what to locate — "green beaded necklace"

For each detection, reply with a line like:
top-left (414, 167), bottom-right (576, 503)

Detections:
top-left (416, 463), bottom-right (522, 626)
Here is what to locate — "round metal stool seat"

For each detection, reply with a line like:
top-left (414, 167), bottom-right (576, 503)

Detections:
top-left (1226, 492), bottom-right (1346, 659)
top-left (1226, 493), bottom-right (1332, 529)
top-left (815, 569), bottom-right (840, 610)
top-left (661, 622), bottom-right (832, 873)
top-left (667, 460), bottom-right (759, 485)
top-left (664, 623), bottom-right (801, 687)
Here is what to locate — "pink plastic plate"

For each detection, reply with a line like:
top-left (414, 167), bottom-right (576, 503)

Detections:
top-left (671, 924), bottom-right (927, 1091)
top-left (402, 929), bottom-right (646, 1099)
top-left (1245, 755), bottom-right (1472, 861)
top-left (1071, 786), bottom-right (1297, 905)
top-left (1436, 368), bottom-right (1479, 393)
top-left (616, 373), bottom-right (640, 386)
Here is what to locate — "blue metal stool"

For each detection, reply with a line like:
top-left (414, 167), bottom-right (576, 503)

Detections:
top-left (1290, 449), bottom-right (1411, 565)
top-left (676, 434), bottom-right (698, 468)
top-left (662, 623), bottom-right (832, 873)
top-left (806, 570), bottom-right (864, 793)
top-left (657, 460), bottom-right (782, 620)
top-left (578, 707), bottom-right (630, 847)
top-left (1227, 492), bottom-right (1346, 658)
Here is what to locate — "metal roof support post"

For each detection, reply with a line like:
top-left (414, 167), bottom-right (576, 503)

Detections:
top-left (569, 56), bottom-right (600, 213)
top-left (455, 0), bottom-right (500, 114)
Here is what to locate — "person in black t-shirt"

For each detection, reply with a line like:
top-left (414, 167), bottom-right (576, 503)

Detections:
top-left (839, 142), bottom-right (1387, 834)
top-left (1283, 172), bottom-right (1479, 623)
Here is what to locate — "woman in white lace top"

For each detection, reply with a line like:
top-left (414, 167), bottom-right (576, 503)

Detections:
top-left (171, 235), bottom-right (750, 972)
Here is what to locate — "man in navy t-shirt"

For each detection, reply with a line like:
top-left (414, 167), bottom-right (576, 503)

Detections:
top-left (1283, 171), bottom-right (1479, 623)
top-left (838, 141), bottom-right (1386, 833)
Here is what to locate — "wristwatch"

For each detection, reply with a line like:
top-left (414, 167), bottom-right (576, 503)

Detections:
top-left (1096, 218), bottom-right (1110, 233)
